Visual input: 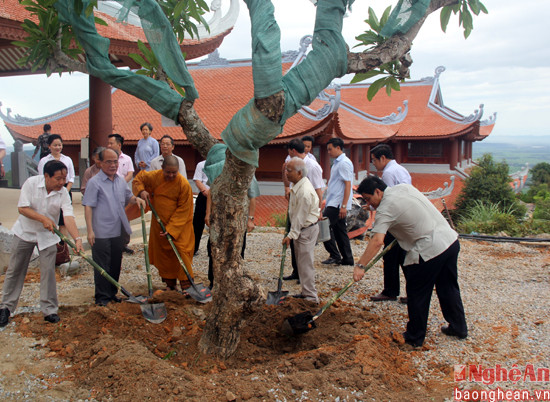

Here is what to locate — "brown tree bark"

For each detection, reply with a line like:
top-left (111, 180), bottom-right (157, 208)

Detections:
top-left (178, 0), bottom-right (461, 359)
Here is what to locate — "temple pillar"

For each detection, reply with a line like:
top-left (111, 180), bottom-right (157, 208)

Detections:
top-left (89, 76), bottom-right (112, 159)
top-left (449, 139), bottom-right (458, 170)
top-left (393, 141), bottom-right (403, 163)
top-left (366, 145), bottom-right (371, 175)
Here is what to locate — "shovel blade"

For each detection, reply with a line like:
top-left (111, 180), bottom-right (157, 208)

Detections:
top-left (266, 290), bottom-right (289, 305)
top-left (185, 283), bottom-right (212, 304)
top-left (281, 311), bottom-right (316, 336)
top-left (140, 303), bottom-right (167, 324)
top-left (126, 295), bottom-right (149, 304)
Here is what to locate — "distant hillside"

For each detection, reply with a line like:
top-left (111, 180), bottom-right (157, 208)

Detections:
top-left (473, 136), bottom-right (550, 172)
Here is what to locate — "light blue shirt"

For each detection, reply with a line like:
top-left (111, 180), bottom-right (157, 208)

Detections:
top-left (325, 153), bottom-right (354, 210)
top-left (134, 136), bottom-right (159, 171)
top-left (82, 170), bottom-right (133, 238)
top-left (382, 159), bottom-right (411, 187)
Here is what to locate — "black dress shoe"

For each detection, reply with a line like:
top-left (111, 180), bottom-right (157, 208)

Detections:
top-left (290, 294), bottom-right (306, 299)
top-left (123, 246), bottom-right (134, 255)
top-left (95, 300), bottom-right (109, 307)
top-left (321, 258), bottom-right (342, 265)
top-left (111, 296), bottom-right (122, 303)
top-left (44, 314), bottom-right (60, 323)
top-left (0, 308), bottom-right (10, 327)
top-left (340, 260), bottom-right (355, 266)
top-left (283, 274), bottom-right (299, 281)
top-left (441, 325), bottom-right (467, 339)
top-left (370, 292), bottom-right (397, 302)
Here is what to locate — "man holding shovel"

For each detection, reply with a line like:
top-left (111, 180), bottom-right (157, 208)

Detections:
top-left (83, 148), bottom-right (145, 306)
top-left (282, 157), bottom-right (320, 304)
top-left (354, 177), bottom-right (467, 348)
top-left (0, 160), bottom-right (83, 327)
top-left (133, 155), bottom-right (195, 292)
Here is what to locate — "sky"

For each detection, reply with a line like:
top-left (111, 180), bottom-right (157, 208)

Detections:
top-left (1, 0), bottom-right (549, 148)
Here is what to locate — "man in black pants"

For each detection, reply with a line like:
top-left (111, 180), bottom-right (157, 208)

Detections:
top-left (354, 177), bottom-right (467, 348)
top-left (321, 138), bottom-right (354, 266)
top-left (368, 144), bottom-right (411, 302)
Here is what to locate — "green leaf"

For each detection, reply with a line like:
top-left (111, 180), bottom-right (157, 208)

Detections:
top-left (173, 0), bottom-right (187, 19)
top-left (440, 6), bottom-right (452, 32)
top-left (94, 16), bottom-right (108, 26)
top-left (468, 0), bottom-right (481, 15)
top-left (380, 6), bottom-right (392, 28)
top-left (367, 77), bottom-right (387, 101)
top-left (478, 1), bottom-right (488, 14)
top-left (367, 7), bottom-right (380, 32)
top-left (128, 53), bottom-right (151, 69)
top-left (350, 70), bottom-right (381, 84)
top-left (388, 76), bottom-right (401, 91)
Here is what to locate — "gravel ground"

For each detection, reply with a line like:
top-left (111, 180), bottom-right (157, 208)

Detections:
top-left (1, 227), bottom-right (549, 400)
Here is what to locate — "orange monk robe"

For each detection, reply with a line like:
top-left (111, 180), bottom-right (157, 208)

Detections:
top-left (133, 170), bottom-right (194, 281)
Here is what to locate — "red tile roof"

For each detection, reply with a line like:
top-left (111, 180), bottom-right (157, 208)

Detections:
top-left (0, 0), bottom-right (232, 74)
top-left (2, 61), bottom-right (495, 146)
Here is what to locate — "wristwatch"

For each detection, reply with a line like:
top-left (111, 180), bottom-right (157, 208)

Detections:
top-left (355, 263), bottom-right (367, 270)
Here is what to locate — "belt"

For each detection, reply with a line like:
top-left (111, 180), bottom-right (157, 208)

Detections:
top-left (301, 222), bottom-right (318, 231)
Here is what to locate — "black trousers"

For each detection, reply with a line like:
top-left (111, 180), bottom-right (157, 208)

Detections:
top-left (207, 231), bottom-right (246, 288)
top-left (322, 206), bottom-right (353, 263)
top-left (381, 232), bottom-right (406, 297)
top-left (402, 240), bottom-right (467, 346)
top-left (91, 235), bottom-right (125, 304)
top-left (193, 192), bottom-right (208, 253)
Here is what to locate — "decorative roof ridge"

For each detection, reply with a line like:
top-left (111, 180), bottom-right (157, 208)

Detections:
top-left (426, 66), bottom-right (487, 124)
top-left (480, 112), bottom-right (497, 126)
top-left (0, 87), bottom-right (116, 126)
top-left (423, 175), bottom-right (455, 199)
top-left (298, 84), bottom-right (342, 121)
top-left (340, 99), bottom-right (408, 125)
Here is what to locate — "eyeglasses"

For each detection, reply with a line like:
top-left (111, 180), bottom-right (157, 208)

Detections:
top-left (103, 160), bottom-right (119, 165)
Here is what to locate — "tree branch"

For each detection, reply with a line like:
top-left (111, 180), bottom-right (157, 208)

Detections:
top-left (177, 100), bottom-right (218, 159)
top-left (347, 0), bottom-right (459, 74)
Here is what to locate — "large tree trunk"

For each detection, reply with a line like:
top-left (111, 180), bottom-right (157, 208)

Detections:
top-left (198, 150), bottom-right (263, 358)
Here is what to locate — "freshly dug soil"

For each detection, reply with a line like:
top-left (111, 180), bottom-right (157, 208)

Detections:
top-left (12, 291), bottom-right (447, 401)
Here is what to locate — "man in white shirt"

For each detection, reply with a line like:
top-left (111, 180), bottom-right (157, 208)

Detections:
top-left (354, 177), bottom-right (467, 348)
top-left (150, 135), bottom-right (187, 179)
top-left (282, 139), bottom-right (325, 281)
top-left (107, 134), bottom-right (135, 254)
top-left (322, 138), bottom-right (354, 266)
top-left (0, 160), bottom-right (83, 327)
top-left (107, 134), bottom-right (134, 183)
top-left (282, 157), bottom-right (320, 303)
top-left (369, 144), bottom-right (412, 303)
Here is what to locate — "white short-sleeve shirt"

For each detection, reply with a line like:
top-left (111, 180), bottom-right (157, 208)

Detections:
top-left (12, 175), bottom-right (74, 250)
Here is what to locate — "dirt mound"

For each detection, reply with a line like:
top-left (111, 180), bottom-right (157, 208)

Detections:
top-left (13, 291), bottom-right (453, 401)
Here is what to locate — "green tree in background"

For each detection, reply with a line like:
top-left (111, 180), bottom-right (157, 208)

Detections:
top-left (455, 154), bottom-right (525, 218)
top-left (531, 162), bottom-right (550, 186)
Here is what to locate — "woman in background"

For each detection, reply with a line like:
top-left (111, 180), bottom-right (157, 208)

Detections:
top-left (134, 122), bottom-right (159, 172)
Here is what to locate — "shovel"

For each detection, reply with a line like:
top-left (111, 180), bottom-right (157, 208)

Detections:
top-left (123, 205), bottom-right (169, 322)
top-left (147, 200), bottom-right (212, 304)
top-left (53, 228), bottom-right (167, 324)
top-left (266, 243), bottom-right (290, 305)
top-left (266, 212), bottom-right (290, 305)
top-left (281, 239), bottom-right (397, 336)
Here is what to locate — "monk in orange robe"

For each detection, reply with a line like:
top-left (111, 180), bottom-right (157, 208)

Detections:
top-left (133, 156), bottom-right (195, 291)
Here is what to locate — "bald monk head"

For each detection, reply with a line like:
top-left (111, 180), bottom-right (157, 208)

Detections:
top-left (162, 155), bottom-right (180, 182)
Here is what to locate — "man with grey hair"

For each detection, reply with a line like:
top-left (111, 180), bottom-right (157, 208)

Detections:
top-left (282, 157), bottom-right (320, 303)
top-left (83, 148), bottom-right (145, 306)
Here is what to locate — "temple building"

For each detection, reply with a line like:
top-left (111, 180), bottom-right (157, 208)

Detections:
top-left (1, 1), bottom-right (497, 224)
